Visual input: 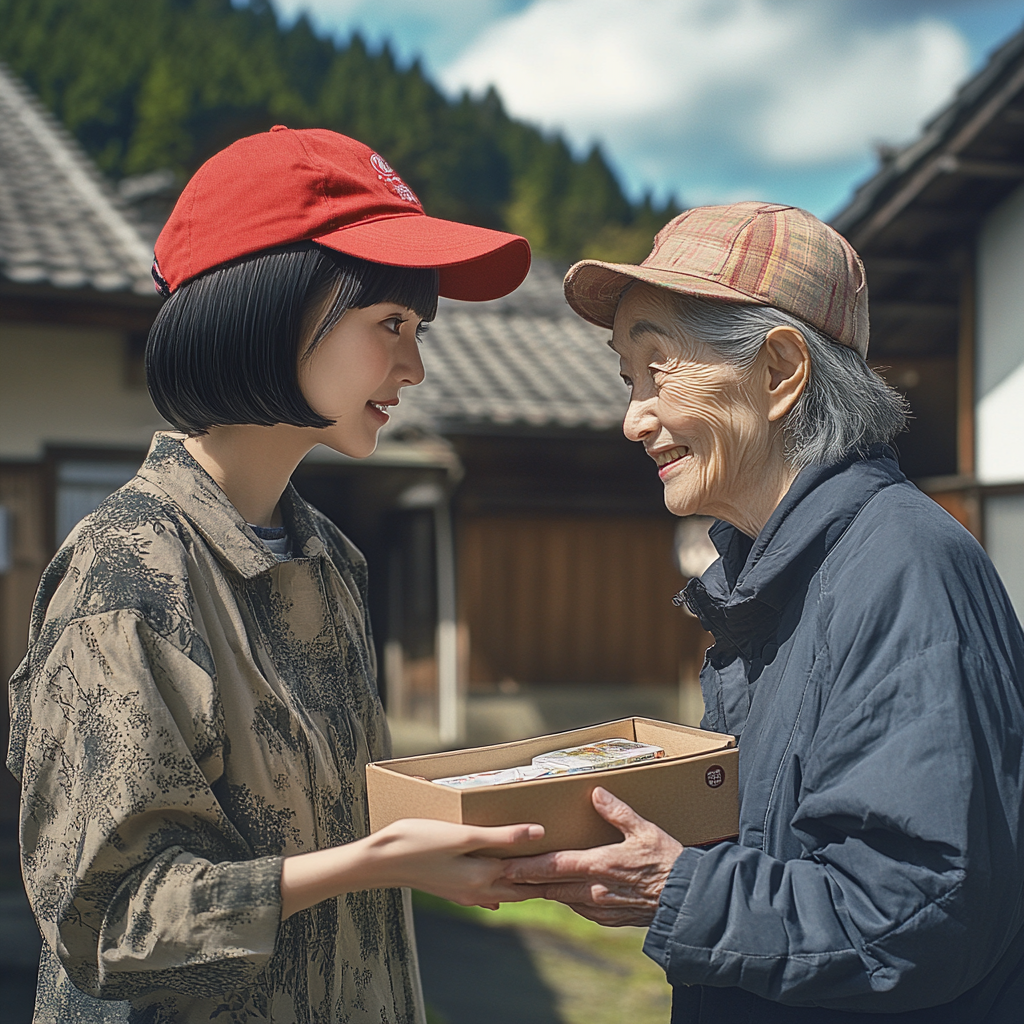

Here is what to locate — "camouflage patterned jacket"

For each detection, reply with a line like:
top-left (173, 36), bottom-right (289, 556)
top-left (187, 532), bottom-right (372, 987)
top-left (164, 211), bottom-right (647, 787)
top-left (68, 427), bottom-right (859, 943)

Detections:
top-left (7, 433), bottom-right (425, 1024)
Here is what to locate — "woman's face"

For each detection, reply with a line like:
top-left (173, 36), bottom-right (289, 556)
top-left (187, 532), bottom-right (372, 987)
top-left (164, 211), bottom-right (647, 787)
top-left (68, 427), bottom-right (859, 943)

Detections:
top-left (298, 301), bottom-right (426, 458)
top-left (612, 284), bottom-right (775, 524)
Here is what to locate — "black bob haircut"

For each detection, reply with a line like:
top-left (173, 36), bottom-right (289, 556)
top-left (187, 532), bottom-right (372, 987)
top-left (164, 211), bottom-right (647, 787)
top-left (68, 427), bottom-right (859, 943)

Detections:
top-left (146, 243), bottom-right (439, 435)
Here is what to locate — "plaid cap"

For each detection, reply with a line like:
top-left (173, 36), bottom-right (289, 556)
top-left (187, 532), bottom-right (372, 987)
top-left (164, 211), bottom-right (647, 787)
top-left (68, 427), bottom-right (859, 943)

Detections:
top-left (563, 201), bottom-right (869, 358)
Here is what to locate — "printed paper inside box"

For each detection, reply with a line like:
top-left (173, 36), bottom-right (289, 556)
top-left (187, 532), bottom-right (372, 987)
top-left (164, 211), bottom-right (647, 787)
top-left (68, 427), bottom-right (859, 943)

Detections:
top-left (366, 717), bottom-right (739, 856)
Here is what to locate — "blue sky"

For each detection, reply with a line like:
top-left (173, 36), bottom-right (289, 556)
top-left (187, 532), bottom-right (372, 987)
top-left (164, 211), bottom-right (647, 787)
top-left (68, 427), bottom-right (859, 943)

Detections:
top-left (271, 0), bottom-right (1024, 219)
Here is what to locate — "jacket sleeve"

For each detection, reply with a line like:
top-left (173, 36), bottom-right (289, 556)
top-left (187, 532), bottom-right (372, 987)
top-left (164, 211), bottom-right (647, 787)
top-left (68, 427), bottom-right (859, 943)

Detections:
top-left (644, 640), bottom-right (1024, 1012)
top-left (12, 608), bottom-right (283, 1001)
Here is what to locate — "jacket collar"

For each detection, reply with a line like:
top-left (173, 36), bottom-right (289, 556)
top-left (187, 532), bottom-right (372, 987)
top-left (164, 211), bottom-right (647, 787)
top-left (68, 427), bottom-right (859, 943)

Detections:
top-left (683, 445), bottom-right (905, 659)
top-left (136, 432), bottom-right (329, 578)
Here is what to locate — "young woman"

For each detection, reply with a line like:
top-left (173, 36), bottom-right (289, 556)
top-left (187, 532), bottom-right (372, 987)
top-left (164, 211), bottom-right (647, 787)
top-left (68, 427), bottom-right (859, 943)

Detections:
top-left (8, 127), bottom-right (539, 1023)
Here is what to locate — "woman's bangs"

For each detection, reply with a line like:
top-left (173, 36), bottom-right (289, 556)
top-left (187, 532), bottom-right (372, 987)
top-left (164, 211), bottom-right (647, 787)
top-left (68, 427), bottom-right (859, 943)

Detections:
top-left (351, 263), bottom-right (440, 322)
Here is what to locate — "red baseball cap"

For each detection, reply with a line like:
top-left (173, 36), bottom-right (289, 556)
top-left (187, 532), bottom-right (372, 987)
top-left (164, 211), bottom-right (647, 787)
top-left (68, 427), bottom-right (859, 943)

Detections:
top-left (153, 125), bottom-right (531, 300)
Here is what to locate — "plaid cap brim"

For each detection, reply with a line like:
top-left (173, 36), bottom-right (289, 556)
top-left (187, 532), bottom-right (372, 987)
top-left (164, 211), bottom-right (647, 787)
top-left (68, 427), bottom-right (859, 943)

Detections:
top-left (564, 259), bottom-right (768, 330)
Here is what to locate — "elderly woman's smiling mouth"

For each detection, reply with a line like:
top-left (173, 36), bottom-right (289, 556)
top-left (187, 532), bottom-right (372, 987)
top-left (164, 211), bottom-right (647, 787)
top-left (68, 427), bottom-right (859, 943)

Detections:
top-left (650, 445), bottom-right (691, 477)
top-left (611, 283), bottom-right (808, 538)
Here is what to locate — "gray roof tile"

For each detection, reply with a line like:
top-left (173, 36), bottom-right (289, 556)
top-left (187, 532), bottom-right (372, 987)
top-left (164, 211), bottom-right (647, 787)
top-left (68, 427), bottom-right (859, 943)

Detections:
top-left (392, 262), bottom-right (628, 432)
top-left (0, 64), bottom-right (626, 432)
top-left (0, 64), bottom-right (153, 295)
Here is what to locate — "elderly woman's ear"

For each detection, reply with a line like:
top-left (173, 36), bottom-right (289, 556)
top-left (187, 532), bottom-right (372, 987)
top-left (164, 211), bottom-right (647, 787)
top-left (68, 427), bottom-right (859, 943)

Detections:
top-left (762, 326), bottom-right (810, 423)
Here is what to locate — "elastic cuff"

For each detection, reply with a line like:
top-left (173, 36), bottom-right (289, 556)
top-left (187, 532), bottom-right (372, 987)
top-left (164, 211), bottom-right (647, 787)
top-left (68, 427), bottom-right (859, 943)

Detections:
top-left (189, 853), bottom-right (284, 960)
top-left (643, 847), bottom-right (704, 971)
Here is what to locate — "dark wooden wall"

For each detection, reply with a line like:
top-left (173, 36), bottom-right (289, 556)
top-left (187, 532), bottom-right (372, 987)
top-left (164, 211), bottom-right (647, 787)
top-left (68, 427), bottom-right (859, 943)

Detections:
top-left (0, 462), bottom-right (48, 824)
top-left (459, 513), bottom-right (710, 689)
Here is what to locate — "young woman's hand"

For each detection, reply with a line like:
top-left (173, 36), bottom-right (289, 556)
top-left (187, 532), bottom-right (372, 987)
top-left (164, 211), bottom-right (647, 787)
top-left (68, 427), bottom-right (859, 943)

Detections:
top-left (280, 818), bottom-right (544, 919)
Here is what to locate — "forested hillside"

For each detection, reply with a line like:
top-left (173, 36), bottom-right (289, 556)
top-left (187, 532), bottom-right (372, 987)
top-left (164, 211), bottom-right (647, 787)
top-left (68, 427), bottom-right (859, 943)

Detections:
top-left (0, 0), bottom-right (677, 261)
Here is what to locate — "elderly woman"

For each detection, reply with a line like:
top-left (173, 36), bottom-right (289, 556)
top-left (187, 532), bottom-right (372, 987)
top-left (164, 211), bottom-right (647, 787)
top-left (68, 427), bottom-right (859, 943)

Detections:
top-left (505, 202), bottom-right (1024, 1022)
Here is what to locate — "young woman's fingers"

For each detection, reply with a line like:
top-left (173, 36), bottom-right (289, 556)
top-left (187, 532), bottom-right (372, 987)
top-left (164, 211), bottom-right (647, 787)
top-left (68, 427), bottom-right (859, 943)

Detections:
top-left (457, 822), bottom-right (544, 851)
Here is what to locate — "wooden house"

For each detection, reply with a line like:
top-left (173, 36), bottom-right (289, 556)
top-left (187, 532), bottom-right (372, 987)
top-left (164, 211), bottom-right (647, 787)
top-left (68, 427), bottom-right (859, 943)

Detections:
top-left (0, 65), bottom-right (709, 769)
top-left (379, 261), bottom-right (710, 751)
top-left (0, 63), bottom-right (165, 831)
top-left (831, 24), bottom-right (1024, 619)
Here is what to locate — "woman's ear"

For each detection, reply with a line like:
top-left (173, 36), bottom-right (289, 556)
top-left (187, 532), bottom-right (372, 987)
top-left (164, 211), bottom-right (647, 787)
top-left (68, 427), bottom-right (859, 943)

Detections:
top-left (762, 326), bottom-right (810, 422)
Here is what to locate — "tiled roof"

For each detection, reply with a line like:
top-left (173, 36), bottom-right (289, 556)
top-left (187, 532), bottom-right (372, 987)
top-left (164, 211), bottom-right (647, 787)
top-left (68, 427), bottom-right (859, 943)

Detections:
top-left (0, 62), bottom-right (625, 432)
top-left (0, 64), bottom-right (153, 294)
top-left (832, 25), bottom-right (1024, 240)
top-left (392, 260), bottom-right (628, 432)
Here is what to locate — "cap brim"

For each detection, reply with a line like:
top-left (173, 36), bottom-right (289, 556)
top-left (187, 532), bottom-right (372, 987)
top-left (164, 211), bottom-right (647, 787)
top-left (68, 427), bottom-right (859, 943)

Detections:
top-left (313, 213), bottom-right (531, 301)
top-left (564, 259), bottom-right (764, 329)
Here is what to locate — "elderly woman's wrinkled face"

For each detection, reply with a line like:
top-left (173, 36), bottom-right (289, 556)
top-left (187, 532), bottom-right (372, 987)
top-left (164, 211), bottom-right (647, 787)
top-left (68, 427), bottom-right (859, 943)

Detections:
top-left (612, 284), bottom-right (775, 523)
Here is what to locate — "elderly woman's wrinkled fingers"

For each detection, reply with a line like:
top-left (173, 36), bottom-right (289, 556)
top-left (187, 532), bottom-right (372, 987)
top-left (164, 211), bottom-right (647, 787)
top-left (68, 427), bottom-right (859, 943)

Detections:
top-left (590, 786), bottom-right (651, 834)
top-left (509, 880), bottom-right (611, 905)
top-left (525, 880), bottom-right (657, 908)
top-left (565, 902), bottom-right (661, 928)
top-left (501, 848), bottom-right (594, 884)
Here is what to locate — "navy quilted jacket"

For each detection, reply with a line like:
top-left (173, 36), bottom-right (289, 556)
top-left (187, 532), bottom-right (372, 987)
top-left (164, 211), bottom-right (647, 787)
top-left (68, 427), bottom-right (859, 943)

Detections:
top-left (644, 446), bottom-right (1024, 1022)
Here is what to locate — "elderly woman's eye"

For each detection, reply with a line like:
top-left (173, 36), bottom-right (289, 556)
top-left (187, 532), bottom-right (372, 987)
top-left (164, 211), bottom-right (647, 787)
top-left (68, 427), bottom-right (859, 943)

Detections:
top-left (621, 376), bottom-right (633, 390)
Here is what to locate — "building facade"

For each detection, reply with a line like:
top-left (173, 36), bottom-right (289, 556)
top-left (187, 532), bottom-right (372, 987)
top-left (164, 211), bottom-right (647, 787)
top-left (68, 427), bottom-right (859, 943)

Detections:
top-left (832, 25), bottom-right (1024, 618)
top-left (0, 66), bottom-right (710, 771)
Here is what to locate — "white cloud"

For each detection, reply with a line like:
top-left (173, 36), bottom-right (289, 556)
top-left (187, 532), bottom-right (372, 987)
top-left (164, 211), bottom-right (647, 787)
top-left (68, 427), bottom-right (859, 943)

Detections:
top-left (755, 17), bottom-right (968, 162)
top-left (439, 0), bottom-right (970, 180)
top-left (271, 0), bottom-right (526, 68)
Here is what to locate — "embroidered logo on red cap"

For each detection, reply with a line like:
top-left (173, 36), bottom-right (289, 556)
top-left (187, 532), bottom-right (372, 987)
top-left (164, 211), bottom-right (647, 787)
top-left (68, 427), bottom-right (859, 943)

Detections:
top-left (370, 153), bottom-right (419, 204)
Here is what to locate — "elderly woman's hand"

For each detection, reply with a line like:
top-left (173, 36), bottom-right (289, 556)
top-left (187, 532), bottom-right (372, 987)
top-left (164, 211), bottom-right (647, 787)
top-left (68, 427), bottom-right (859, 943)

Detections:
top-left (502, 787), bottom-right (683, 927)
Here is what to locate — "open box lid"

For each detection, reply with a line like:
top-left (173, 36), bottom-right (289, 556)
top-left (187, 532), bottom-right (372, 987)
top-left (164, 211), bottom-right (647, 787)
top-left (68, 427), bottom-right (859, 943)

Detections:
top-left (371, 717), bottom-right (736, 783)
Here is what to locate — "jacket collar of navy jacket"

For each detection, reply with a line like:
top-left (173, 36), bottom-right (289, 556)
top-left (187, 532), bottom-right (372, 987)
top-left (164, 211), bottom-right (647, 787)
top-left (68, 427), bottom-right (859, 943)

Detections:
top-left (683, 444), bottom-right (905, 662)
top-left (138, 432), bottom-right (330, 578)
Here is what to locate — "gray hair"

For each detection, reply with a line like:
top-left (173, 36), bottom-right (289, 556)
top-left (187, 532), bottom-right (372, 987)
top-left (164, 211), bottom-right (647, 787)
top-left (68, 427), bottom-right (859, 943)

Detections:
top-left (668, 294), bottom-right (908, 470)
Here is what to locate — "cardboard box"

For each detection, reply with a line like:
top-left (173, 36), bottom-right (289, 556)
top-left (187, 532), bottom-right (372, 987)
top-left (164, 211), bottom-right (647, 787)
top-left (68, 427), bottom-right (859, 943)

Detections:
top-left (367, 717), bottom-right (738, 856)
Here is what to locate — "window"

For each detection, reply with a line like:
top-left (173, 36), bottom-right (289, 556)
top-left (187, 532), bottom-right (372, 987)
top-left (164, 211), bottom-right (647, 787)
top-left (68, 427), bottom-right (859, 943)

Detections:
top-left (984, 493), bottom-right (1024, 619)
top-left (55, 459), bottom-right (141, 545)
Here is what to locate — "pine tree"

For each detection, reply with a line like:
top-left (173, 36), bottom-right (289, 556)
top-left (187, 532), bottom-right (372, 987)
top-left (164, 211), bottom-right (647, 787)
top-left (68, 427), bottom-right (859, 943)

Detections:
top-left (0, 0), bottom-right (679, 261)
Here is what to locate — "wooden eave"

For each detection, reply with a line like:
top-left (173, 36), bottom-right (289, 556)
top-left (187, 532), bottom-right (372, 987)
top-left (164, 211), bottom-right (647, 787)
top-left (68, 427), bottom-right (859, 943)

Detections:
top-left (0, 279), bottom-right (160, 332)
top-left (828, 26), bottom-right (1024, 527)
top-left (833, 26), bottom-right (1024, 361)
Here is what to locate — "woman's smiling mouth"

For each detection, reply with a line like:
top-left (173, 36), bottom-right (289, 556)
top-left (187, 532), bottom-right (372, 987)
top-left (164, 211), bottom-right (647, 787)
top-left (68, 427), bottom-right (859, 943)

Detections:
top-left (651, 446), bottom-right (690, 477)
top-left (367, 400), bottom-right (396, 422)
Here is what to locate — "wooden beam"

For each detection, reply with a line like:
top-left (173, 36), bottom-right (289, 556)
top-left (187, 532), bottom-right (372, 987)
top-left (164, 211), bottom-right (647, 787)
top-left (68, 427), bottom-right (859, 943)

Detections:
top-left (865, 257), bottom-right (952, 275)
top-left (871, 301), bottom-right (959, 319)
top-left (889, 208), bottom-right (981, 231)
top-left (935, 155), bottom-right (1024, 179)
top-left (849, 60), bottom-right (1024, 249)
top-left (0, 294), bottom-right (158, 331)
top-left (957, 253), bottom-right (976, 481)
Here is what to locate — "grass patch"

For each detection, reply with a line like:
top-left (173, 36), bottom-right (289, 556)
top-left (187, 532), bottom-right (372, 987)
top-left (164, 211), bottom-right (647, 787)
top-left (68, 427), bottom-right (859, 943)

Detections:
top-left (412, 891), bottom-right (671, 1024)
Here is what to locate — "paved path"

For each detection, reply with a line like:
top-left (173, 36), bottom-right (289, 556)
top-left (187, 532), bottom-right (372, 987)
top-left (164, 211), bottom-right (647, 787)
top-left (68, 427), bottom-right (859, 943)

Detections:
top-left (414, 908), bottom-right (566, 1024)
top-left (0, 892), bottom-right (570, 1024)
top-left (0, 887), bottom-right (40, 1023)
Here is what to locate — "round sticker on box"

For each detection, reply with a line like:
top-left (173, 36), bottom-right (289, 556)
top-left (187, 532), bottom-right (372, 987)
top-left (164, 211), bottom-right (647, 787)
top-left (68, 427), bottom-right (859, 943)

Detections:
top-left (705, 764), bottom-right (725, 789)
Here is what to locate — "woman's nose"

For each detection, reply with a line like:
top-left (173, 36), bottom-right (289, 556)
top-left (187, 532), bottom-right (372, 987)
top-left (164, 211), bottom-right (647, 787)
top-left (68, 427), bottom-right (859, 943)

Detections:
top-left (397, 334), bottom-right (425, 386)
top-left (623, 397), bottom-right (658, 442)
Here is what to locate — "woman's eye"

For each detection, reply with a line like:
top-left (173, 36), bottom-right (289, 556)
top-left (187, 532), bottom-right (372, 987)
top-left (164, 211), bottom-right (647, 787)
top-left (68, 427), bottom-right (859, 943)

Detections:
top-left (621, 376), bottom-right (633, 390)
top-left (383, 316), bottom-right (404, 335)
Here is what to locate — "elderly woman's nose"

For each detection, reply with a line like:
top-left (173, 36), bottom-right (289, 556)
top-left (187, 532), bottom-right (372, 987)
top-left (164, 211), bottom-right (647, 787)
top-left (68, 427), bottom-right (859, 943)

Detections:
top-left (623, 396), bottom-right (658, 442)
